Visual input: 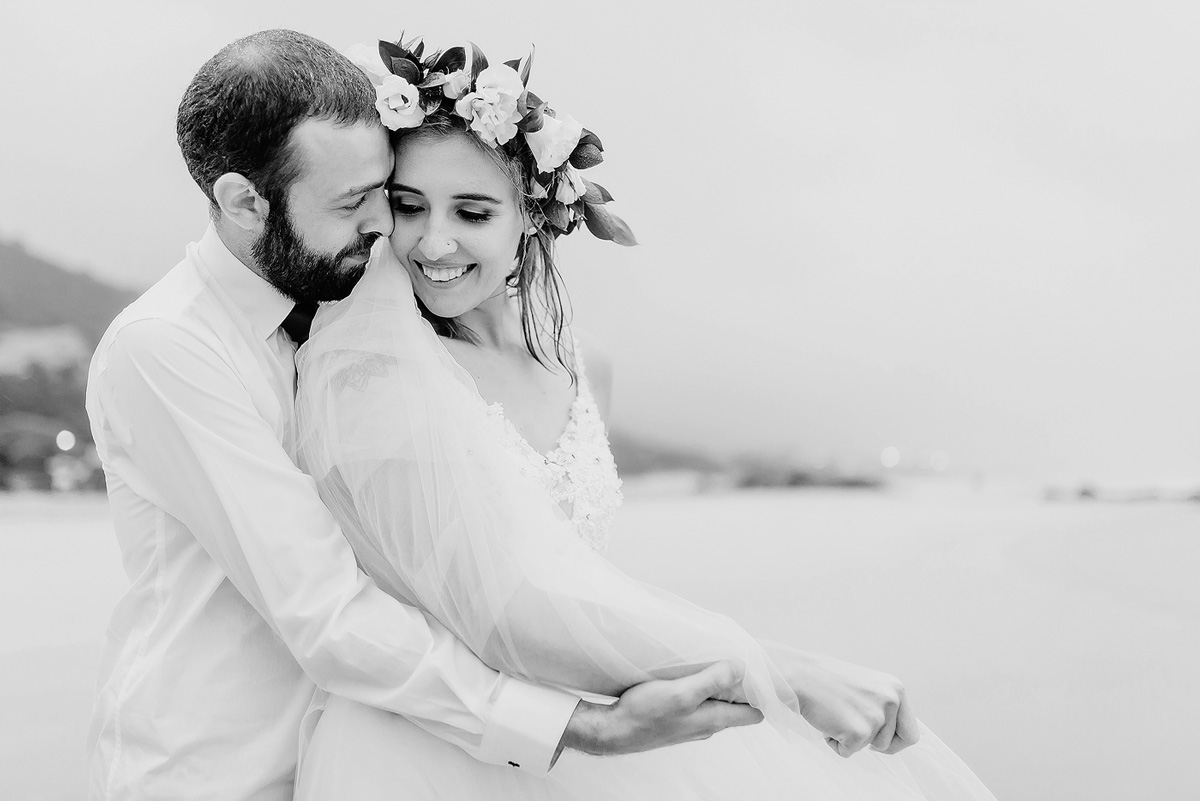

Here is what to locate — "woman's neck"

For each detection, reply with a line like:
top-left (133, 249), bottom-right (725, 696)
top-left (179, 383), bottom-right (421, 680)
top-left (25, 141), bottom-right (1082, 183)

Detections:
top-left (454, 291), bottom-right (526, 352)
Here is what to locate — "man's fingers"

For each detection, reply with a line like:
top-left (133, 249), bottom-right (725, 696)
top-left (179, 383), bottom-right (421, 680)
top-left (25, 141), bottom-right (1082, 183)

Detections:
top-left (677, 661), bottom-right (744, 706)
top-left (695, 698), bottom-right (763, 732)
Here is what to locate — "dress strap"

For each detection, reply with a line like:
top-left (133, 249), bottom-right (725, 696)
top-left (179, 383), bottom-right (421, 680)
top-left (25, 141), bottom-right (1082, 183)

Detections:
top-left (569, 333), bottom-right (593, 400)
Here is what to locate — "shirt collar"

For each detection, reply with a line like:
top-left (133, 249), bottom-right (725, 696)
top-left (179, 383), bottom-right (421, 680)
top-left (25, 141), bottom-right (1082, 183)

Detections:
top-left (195, 224), bottom-right (295, 341)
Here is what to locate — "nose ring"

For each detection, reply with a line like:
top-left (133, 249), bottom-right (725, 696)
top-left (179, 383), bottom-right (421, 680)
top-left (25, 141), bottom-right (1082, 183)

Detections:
top-left (420, 237), bottom-right (457, 258)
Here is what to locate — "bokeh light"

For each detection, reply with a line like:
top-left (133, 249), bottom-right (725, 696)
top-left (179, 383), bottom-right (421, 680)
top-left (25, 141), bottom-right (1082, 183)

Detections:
top-left (55, 430), bottom-right (76, 452)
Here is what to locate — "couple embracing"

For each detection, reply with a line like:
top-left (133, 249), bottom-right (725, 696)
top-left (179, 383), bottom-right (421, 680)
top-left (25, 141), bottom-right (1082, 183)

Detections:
top-left (85, 28), bottom-right (995, 801)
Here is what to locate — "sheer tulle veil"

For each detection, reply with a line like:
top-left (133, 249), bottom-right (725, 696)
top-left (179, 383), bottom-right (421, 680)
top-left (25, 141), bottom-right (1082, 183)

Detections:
top-left (294, 242), bottom-right (996, 799)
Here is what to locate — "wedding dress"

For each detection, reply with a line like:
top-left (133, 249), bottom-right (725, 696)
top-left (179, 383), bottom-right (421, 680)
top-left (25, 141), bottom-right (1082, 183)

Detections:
top-left (292, 253), bottom-right (996, 800)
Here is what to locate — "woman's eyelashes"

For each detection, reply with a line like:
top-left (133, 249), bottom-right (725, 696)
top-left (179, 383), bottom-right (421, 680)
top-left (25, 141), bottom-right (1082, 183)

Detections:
top-left (389, 196), bottom-right (493, 224)
top-left (390, 198), bottom-right (424, 217)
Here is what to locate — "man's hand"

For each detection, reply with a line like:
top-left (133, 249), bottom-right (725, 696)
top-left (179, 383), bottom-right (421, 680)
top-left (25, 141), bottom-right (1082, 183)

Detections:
top-left (780, 650), bottom-right (919, 757)
top-left (557, 662), bottom-right (764, 760)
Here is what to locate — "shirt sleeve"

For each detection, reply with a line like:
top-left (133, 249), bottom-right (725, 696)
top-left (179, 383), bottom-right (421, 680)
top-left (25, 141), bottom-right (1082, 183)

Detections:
top-left (90, 318), bottom-right (578, 775)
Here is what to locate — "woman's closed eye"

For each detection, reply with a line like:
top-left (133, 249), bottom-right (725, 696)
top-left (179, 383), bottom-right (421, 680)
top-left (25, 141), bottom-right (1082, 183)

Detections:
top-left (390, 198), bottom-right (426, 216)
top-left (458, 209), bottom-right (493, 223)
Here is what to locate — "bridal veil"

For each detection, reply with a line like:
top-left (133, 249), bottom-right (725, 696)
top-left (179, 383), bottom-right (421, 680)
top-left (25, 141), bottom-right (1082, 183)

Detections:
top-left (294, 247), bottom-right (995, 800)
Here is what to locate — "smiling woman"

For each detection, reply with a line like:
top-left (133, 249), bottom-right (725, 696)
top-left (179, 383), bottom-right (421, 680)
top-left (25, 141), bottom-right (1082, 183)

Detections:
top-left (385, 109), bottom-right (584, 378)
top-left (291, 35), bottom-right (997, 801)
top-left (389, 129), bottom-right (526, 319)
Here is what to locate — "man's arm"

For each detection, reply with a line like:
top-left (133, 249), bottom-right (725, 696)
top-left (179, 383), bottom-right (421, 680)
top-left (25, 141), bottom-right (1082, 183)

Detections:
top-left (94, 318), bottom-right (760, 771)
top-left (92, 318), bottom-right (577, 773)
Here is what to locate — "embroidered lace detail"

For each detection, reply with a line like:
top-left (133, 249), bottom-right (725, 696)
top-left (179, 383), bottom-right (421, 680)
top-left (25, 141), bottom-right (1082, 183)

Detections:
top-left (484, 342), bottom-right (623, 552)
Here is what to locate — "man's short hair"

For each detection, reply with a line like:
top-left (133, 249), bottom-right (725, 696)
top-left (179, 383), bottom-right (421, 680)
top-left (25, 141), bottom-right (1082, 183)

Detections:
top-left (177, 29), bottom-right (377, 212)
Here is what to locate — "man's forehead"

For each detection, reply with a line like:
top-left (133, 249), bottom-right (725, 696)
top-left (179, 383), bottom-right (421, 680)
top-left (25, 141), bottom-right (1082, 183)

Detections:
top-left (288, 117), bottom-right (391, 193)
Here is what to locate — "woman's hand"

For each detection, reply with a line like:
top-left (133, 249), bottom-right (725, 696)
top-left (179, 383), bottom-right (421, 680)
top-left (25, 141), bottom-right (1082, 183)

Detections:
top-left (778, 649), bottom-right (920, 757)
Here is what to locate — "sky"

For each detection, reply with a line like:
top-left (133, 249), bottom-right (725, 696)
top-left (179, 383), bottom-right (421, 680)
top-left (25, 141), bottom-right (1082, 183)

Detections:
top-left (2, 0), bottom-right (1198, 485)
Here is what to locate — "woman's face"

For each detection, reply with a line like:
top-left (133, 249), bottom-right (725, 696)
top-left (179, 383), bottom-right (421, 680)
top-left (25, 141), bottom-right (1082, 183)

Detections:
top-left (388, 131), bottom-right (525, 320)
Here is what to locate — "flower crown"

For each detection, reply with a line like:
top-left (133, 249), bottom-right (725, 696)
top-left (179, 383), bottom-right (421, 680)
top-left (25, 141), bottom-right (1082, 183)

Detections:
top-left (344, 36), bottom-right (635, 247)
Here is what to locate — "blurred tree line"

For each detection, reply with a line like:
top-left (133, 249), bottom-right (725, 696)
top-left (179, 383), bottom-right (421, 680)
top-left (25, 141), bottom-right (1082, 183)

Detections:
top-left (0, 239), bottom-right (135, 490)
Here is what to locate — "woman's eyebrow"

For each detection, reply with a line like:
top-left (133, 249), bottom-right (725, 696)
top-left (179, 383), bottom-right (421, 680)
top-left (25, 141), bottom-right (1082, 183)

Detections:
top-left (452, 193), bottom-right (503, 204)
top-left (388, 184), bottom-right (503, 205)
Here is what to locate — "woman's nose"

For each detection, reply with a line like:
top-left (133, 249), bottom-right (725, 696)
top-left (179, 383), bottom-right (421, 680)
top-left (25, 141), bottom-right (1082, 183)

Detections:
top-left (417, 234), bottom-right (458, 261)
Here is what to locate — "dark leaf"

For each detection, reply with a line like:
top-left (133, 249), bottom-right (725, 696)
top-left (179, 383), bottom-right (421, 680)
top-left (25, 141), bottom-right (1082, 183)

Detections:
top-left (504, 58), bottom-right (521, 72)
top-left (518, 46), bottom-right (535, 86)
top-left (577, 128), bottom-right (604, 151)
top-left (379, 40), bottom-right (409, 63)
top-left (465, 41), bottom-right (489, 81)
top-left (389, 58), bottom-right (421, 84)
top-left (581, 179), bottom-right (614, 204)
top-left (518, 102), bottom-right (547, 133)
top-left (419, 71), bottom-right (450, 89)
top-left (420, 91), bottom-right (444, 114)
top-left (569, 142), bottom-right (604, 170)
top-left (525, 91), bottom-right (544, 108)
top-left (584, 204), bottom-right (637, 246)
top-left (544, 201), bottom-right (570, 231)
top-left (431, 46), bottom-right (466, 74)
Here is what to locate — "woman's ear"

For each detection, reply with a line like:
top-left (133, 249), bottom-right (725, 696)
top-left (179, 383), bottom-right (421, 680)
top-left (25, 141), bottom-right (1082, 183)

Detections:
top-left (213, 173), bottom-right (270, 231)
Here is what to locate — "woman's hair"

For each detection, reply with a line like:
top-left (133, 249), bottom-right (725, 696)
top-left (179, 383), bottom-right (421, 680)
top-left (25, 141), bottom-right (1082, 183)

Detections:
top-left (393, 111), bottom-right (575, 380)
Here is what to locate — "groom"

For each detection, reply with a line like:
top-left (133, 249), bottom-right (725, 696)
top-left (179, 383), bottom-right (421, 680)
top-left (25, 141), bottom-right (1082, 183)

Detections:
top-left (83, 29), bottom-right (764, 801)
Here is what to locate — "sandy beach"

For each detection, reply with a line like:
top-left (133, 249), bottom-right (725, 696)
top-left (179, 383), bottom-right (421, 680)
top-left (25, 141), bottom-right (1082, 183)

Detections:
top-left (2, 486), bottom-right (1197, 800)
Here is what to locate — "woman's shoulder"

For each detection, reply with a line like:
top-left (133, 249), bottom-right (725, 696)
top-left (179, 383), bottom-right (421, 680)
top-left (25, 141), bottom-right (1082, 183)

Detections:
top-left (570, 327), bottom-right (614, 420)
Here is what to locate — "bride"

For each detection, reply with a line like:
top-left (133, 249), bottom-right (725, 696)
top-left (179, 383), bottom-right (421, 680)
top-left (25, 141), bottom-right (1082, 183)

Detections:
top-left (293, 36), bottom-right (996, 800)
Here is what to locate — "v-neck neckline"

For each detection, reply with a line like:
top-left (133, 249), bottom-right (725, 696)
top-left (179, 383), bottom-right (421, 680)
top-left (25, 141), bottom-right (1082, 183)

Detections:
top-left (487, 379), bottom-right (585, 461)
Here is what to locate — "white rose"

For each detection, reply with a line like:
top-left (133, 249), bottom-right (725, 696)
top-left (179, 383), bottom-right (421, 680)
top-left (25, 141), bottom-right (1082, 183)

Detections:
top-left (376, 74), bottom-right (425, 130)
top-left (554, 165), bottom-right (587, 205)
top-left (343, 42), bottom-right (392, 88)
top-left (453, 64), bottom-right (524, 146)
top-left (442, 69), bottom-right (472, 99)
top-left (524, 112), bottom-right (584, 173)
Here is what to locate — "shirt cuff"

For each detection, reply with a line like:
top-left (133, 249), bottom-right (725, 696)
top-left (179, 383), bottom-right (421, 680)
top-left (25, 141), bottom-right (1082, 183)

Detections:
top-left (478, 677), bottom-right (579, 776)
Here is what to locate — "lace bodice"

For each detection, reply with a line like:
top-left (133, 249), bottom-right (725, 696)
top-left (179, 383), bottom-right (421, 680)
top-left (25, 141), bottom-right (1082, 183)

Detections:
top-left (485, 345), bottom-right (623, 552)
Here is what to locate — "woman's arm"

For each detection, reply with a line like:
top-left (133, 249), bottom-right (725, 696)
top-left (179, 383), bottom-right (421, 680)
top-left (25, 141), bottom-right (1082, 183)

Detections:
top-left (297, 260), bottom-right (915, 756)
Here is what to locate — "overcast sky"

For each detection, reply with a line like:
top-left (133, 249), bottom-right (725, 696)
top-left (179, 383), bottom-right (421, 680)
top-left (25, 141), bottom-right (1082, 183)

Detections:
top-left (2, 0), bottom-right (1198, 485)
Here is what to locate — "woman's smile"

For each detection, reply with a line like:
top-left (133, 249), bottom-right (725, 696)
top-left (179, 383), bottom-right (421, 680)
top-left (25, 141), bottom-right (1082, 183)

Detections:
top-left (415, 259), bottom-right (477, 284)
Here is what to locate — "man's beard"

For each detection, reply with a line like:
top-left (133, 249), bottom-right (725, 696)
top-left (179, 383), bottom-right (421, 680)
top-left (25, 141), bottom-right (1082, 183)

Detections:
top-left (252, 204), bottom-right (377, 303)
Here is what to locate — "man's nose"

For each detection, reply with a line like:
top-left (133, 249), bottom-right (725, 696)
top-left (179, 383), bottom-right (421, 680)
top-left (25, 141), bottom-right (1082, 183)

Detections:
top-left (361, 187), bottom-right (394, 238)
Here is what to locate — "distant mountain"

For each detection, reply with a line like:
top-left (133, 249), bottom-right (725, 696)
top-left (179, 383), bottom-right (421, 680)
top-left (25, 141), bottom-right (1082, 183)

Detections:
top-left (608, 431), bottom-right (726, 476)
top-left (0, 240), bottom-right (138, 346)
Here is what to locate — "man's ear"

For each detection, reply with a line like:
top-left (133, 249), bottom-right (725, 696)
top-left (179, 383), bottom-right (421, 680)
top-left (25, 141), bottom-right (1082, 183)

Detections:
top-left (213, 173), bottom-right (270, 231)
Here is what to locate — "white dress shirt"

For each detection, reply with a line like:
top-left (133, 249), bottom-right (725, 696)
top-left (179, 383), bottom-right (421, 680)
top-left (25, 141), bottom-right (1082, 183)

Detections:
top-left (85, 226), bottom-right (578, 801)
